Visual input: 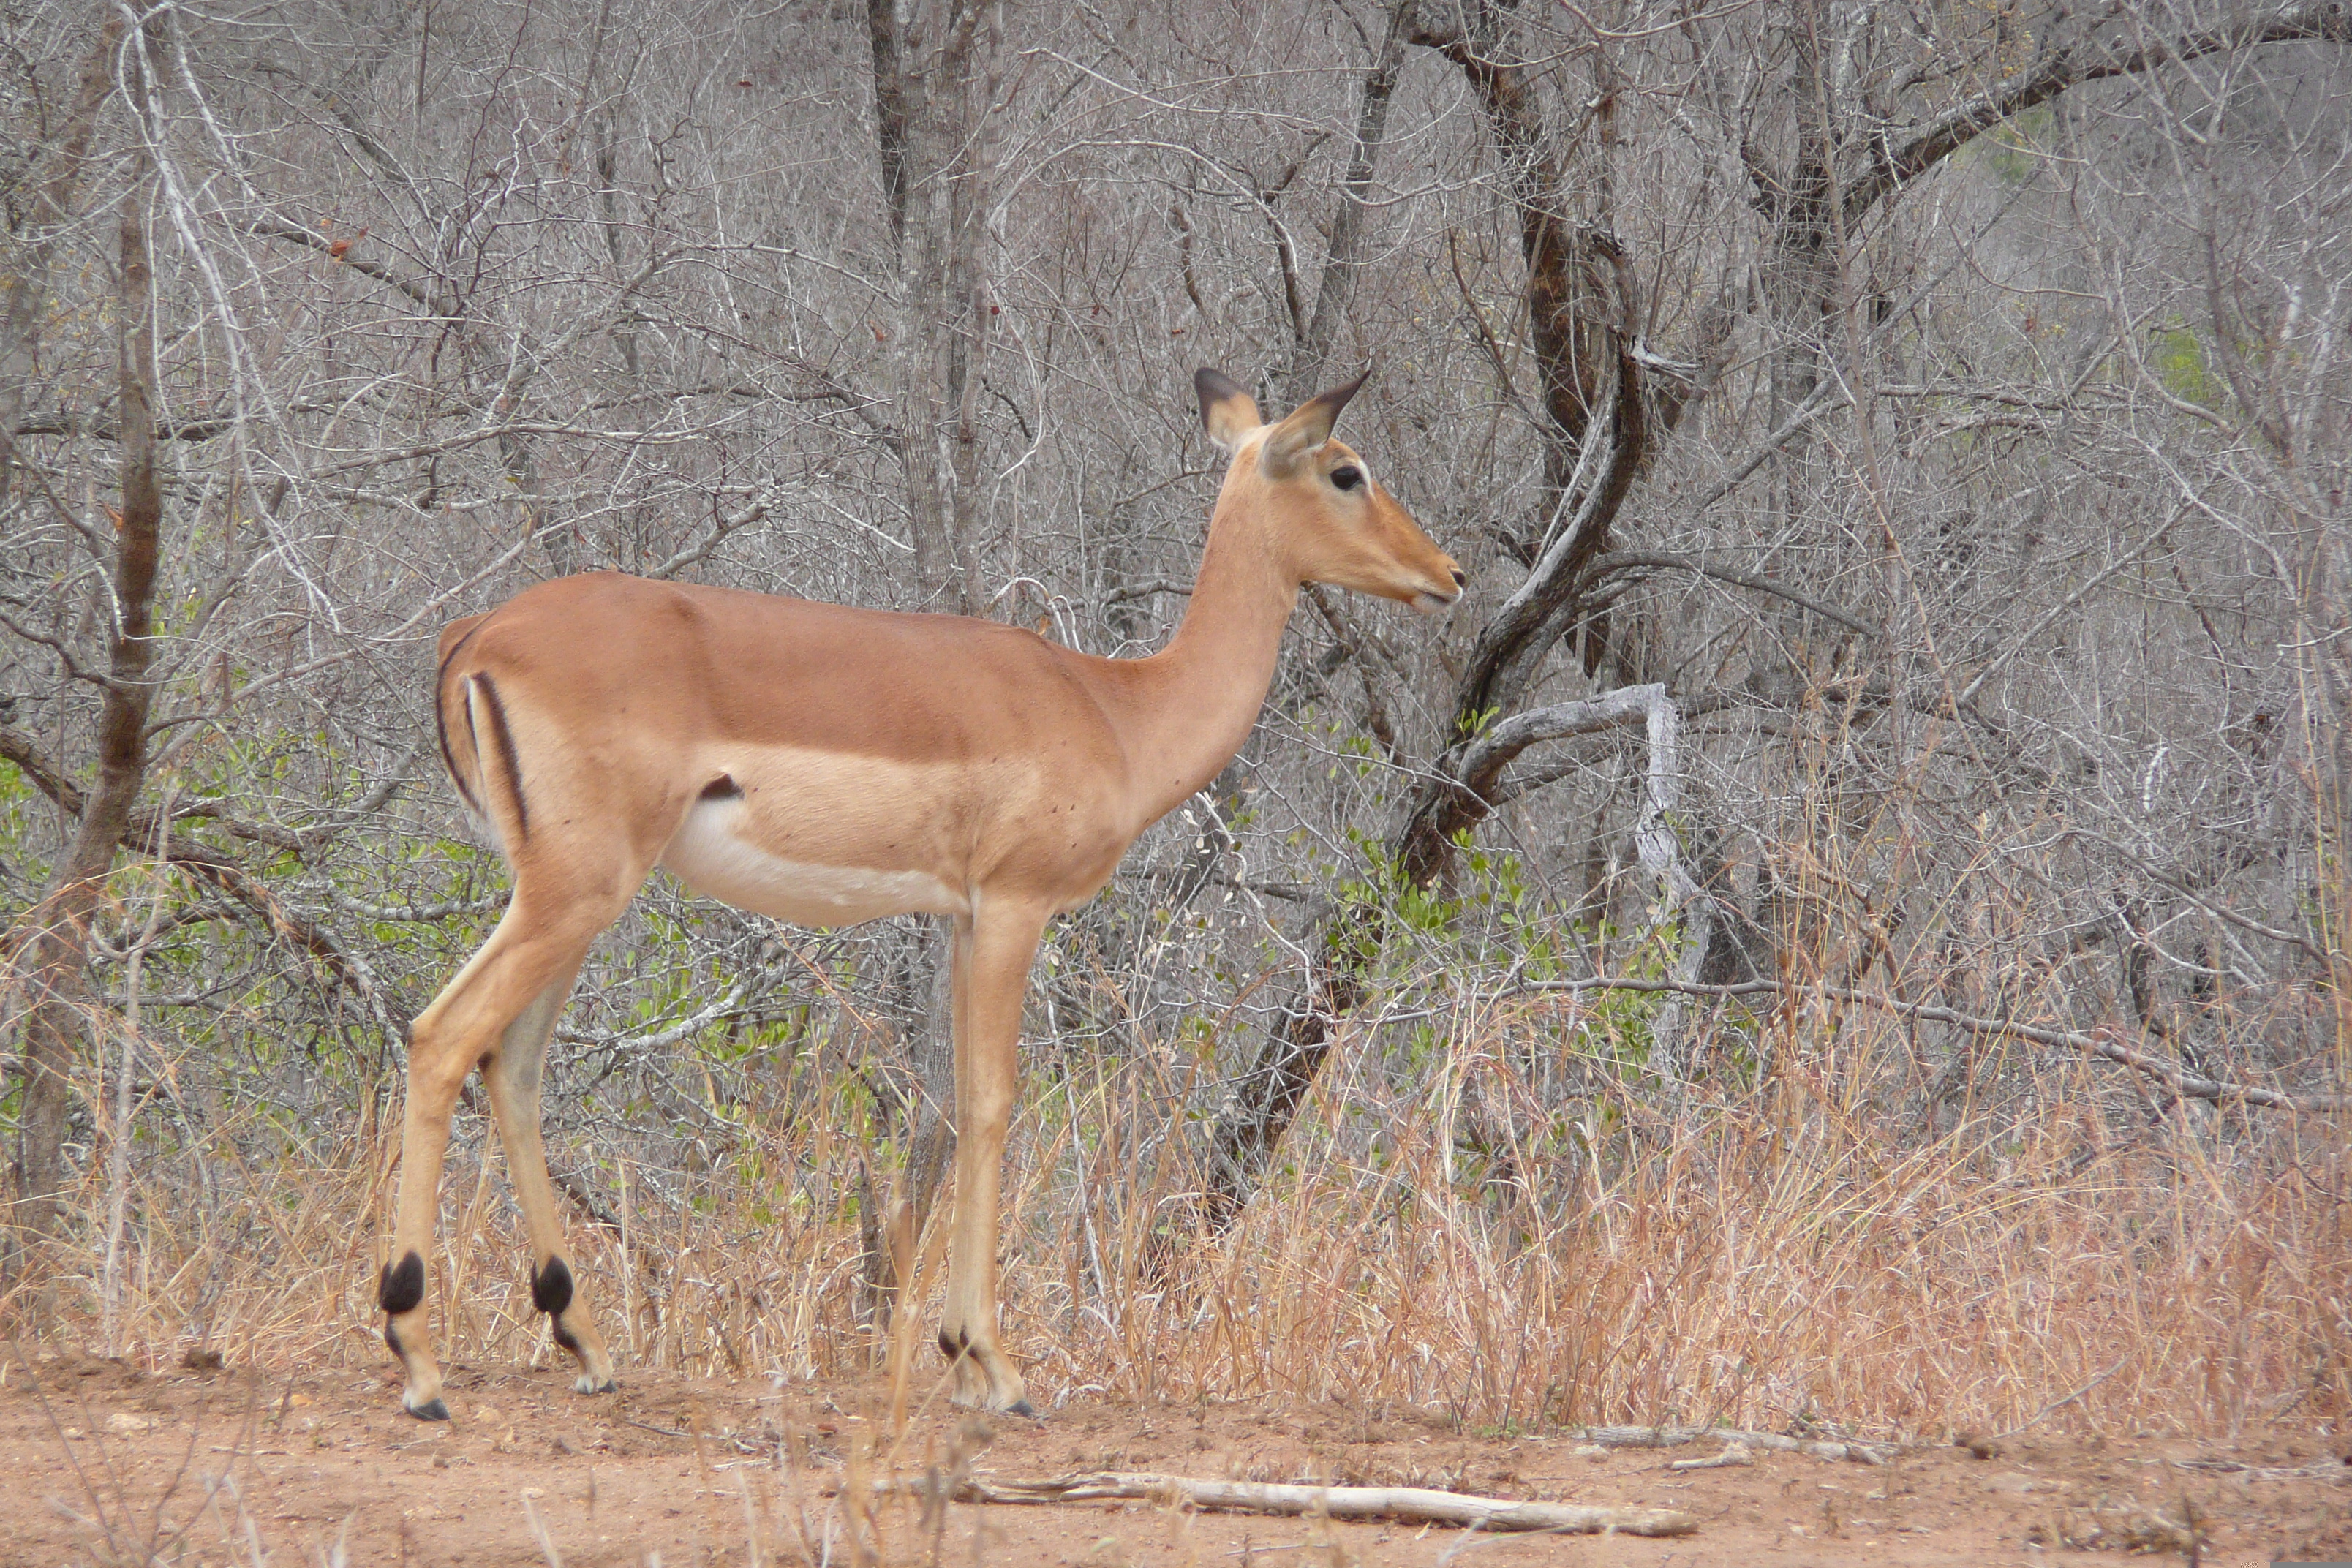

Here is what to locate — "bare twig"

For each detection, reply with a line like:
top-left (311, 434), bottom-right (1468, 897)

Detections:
top-left (1504, 977), bottom-right (2347, 1113)
top-left (1583, 550), bottom-right (1877, 637)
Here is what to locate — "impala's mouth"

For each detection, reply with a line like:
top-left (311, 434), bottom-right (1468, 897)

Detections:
top-left (1409, 562), bottom-right (1469, 614)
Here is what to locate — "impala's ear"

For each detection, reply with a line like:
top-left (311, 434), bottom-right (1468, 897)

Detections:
top-left (1259, 371), bottom-right (1368, 478)
top-left (1195, 368), bottom-right (1262, 455)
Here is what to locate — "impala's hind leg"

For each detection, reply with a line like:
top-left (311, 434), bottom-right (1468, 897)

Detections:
top-left (382, 892), bottom-right (620, 1420)
top-left (480, 965), bottom-right (617, 1395)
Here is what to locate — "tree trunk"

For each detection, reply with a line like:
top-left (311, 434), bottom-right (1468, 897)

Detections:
top-left (1282, 0), bottom-right (1420, 402)
top-left (12, 157), bottom-right (165, 1286)
top-left (865, 0), bottom-right (1006, 1294)
top-left (882, 0), bottom-right (1000, 616)
top-left (1197, 4), bottom-right (1646, 1226)
top-left (895, 916), bottom-right (958, 1245)
top-left (0, 18), bottom-right (119, 505)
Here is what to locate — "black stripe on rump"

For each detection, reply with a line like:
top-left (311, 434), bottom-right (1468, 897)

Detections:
top-left (699, 774), bottom-right (743, 801)
top-left (472, 674), bottom-right (530, 839)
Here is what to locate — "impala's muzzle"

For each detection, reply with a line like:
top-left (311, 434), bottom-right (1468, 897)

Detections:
top-left (1409, 565), bottom-right (1469, 615)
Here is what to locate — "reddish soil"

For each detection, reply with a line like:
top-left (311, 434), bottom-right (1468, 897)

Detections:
top-left (1, 1351), bottom-right (2344, 1565)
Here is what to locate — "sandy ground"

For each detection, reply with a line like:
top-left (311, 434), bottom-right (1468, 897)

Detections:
top-left (1, 1350), bottom-right (2345, 1566)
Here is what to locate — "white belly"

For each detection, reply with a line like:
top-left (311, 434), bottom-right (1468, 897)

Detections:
top-left (659, 799), bottom-right (967, 927)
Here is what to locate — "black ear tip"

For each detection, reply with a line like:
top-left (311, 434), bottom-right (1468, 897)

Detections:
top-left (1195, 367), bottom-right (1243, 401)
top-left (1316, 369), bottom-right (1371, 415)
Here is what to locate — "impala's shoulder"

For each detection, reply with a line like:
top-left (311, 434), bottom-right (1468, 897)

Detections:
top-left (1011, 623), bottom-right (1121, 690)
top-left (990, 618), bottom-right (1060, 652)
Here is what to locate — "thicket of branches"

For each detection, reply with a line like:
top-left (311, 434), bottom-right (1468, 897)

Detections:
top-left (1, 0), bottom-right (2346, 1429)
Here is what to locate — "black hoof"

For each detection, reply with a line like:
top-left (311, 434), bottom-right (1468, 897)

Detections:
top-left (588, 1379), bottom-right (618, 1395)
top-left (1005, 1398), bottom-right (1039, 1420)
top-left (407, 1397), bottom-right (451, 1422)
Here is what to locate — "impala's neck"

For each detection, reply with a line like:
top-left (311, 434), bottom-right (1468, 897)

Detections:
top-left (1114, 485), bottom-right (1299, 826)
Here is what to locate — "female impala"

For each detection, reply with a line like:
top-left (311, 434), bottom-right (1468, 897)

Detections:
top-left (383, 370), bottom-right (1461, 1419)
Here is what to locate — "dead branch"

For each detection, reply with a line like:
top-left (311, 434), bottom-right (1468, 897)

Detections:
top-left (1504, 978), bottom-right (2348, 1114)
top-left (236, 215), bottom-right (438, 311)
top-left (1579, 1425), bottom-right (1893, 1464)
top-left (1844, 2), bottom-right (2352, 223)
top-left (872, 1469), bottom-right (1697, 1535)
top-left (1583, 550), bottom-right (1878, 638)
top-left (1668, 1445), bottom-right (1755, 1469)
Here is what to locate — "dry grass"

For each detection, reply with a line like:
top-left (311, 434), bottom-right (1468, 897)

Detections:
top-left (10, 975), bottom-right (2343, 1448)
top-left (1013, 998), bottom-right (2346, 1439)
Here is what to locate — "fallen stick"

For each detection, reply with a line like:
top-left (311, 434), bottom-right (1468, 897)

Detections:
top-left (1668, 1444), bottom-right (1757, 1471)
top-left (873, 1469), bottom-right (1696, 1536)
top-left (1577, 1425), bottom-right (1895, 1464)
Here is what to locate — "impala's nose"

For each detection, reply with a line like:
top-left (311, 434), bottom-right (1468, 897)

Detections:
top-left (1412, 559), bottom-right (1466, 615)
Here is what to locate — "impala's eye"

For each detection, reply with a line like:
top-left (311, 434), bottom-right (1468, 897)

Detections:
top-left (1330, 464), bottom-right (1363, 492)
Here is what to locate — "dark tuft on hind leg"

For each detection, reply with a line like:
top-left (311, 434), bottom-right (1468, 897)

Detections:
top-left (532, 1255), bottom-right (617, 1394)
top-left (532, 1256), bottom-right (573, 1316)
top-left (379, 1250), bottom-right (426, 1315)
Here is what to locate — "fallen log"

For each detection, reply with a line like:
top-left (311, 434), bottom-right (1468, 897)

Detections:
top-left (874, 1469), bottom-right (1697, 1536)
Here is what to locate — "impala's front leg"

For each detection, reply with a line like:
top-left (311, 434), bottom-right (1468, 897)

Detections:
top-left (938, 900), bottom-right (1049, 1417)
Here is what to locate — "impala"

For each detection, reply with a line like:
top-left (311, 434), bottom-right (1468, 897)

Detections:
top-left (382, 369), bottom-right (1462, 1419)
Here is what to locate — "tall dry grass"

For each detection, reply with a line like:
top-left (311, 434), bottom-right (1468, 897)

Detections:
top-left (10, 960), bottom-right (2342, 1444)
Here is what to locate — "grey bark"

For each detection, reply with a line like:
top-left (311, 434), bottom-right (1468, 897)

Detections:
top-left (880, 0), bottom-right (1001, 615)
top-left (12, 137), bottom-right (164, 1283)
top-left (0, 18), bottom-right (119, 505)
top-left (1281, 0), bottom-right (1420, 402)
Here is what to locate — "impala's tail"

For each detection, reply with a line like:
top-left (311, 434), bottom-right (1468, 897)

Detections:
top-left (433, 616), bottom-right (530, 855)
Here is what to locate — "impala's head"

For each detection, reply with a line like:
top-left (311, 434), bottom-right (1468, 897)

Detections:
top-left (1196, 368), bottom-right (1464, 614)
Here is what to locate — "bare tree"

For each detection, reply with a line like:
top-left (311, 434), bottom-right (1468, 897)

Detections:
top-left (1198, 0), bottom-right (2352, 1221)
top-left (11, 7), bottom-right (161, 1274)
top-left (874, 0), bottom-right (1006, 614)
